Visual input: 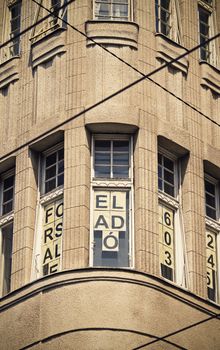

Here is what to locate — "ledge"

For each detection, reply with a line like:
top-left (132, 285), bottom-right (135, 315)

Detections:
top-left (0, 56), bottom-right (20, 89)
top-left (31, 27), bottom-right (66, 68)
top-left (200, 61), bottom-right (220, 95)
top-left (85, 20), bottom-right (139, 49)
top-left (0, 269), bottom-right (219, 350)
top-left (155, 33), bottom-right (188, 74)
top-left (85, 105), bottom-right (139, 132)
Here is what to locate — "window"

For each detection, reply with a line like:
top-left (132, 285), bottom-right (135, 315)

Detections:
top-left (9, 0), bottom-right (21, 56)
top-left (94, 0), bottom-right (131, 21)
top-left (204, 174), bottom-right (220, 303)
top-left (155, 0), bottom-right (182, 43)
top-left (32, 143), bottom-right (64, 279)
top-left (30, 0), bottom-right (67, 43)
top-left (198, 0), bottom-right (218, 66)
top-left (91, 135), bottom-right (133, 267)
top-left (0, 169), bottom-right (15, 297)
top-left (158, 150), bottom-right (186, 286)
top-left (1, 0), bottom-right (22, 62)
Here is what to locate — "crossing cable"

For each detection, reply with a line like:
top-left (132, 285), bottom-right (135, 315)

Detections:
top-left (0, 29), bottom-right (220, 162)
top-left (31, 0), bottom-right (220, 127)
top-left (132, 312), bottom-right (220, 350)
top-left (0, 0), bottom-right (75, 51)
top-left (0, 3), bottom-right (219, 163)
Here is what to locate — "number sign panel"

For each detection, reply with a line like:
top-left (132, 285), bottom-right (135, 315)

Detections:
top-left (206, 230), bottom-right (217, 302)
top-left (93, 190), bottom-right (130, 267)
top-left (42, 198), bottom-right (63, 276)
top-left (159, 203), bottom-right (175, 281)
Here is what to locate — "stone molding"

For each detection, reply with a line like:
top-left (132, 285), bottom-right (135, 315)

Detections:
top-left (155, 33), bottom-right (188, 74)
top-left (31, 28), bottom-right (66, 68)
top-left (0, 57), bottom-right (19, 89)
top-left (85, 20), bottom-right (139, 49)
top-left (200, 61), bottom-right (220, 95)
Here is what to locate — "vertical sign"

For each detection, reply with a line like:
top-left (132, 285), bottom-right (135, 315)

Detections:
top-left (206, 230), bottom-right (217, 302)
top-left (42, 198), bottom-right (63, 276)
top-left (93, 190), bottom-right (129, 267)
top-left (159, 203), bottom-right (175, 281)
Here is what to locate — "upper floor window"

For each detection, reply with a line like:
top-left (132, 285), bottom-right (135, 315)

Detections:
top-left (1, 0), bottom-right (22, 62)
top-left (158, 149), bottom-right (186, 287)
top-left (94, 0), bottom-right (131, 21)
top-left (94, 139), bottom-right (130, 179)
top-left (198, 0), bottom-right (218, 66)
top-left (9, 0), bottom-right (21, 56)
top-left (30, 0), bottom-right (67, 43)
top-left (0, 170), bottom-right (15, 216)
top-left (0, 169), bottom-right (15, 297)
top-left (155, 0), bottom-right (182, 44)
top-left (42, 145), bottom-right (64, 194)
top-left (205, 177), bottom-right (218, 220)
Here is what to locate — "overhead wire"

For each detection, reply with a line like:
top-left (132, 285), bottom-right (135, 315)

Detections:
top-left (31, 0), bottom-right (220, 127)
top-left (132, 312), bottom-right (220, 350)
top-left (0, 3), bottom-right (220, 162)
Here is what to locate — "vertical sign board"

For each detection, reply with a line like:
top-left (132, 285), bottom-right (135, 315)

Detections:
top-left (206, 230), bottom-right (217, 302)
top-left (42, 198), bottom-right (63, 276)
top-left (93, 190), bottom-right (129, 267)
top-left (159, 203), bottom-right (175, 281)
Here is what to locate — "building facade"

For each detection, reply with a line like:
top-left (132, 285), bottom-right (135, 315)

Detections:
top-left (0, 0), bottom-right (220, 349)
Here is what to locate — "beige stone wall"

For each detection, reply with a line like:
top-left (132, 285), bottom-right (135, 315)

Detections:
top-left (0, 0), bottom-right (220, 348)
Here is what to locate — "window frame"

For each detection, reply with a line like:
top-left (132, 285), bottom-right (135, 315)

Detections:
top-left (204, 173), bottom-right (220, 304)
top-left (93, 0), bottom-right (133, 21)
top-left (155, 0), bottom-right (182, 44)
top-left (158, 147), bottom-right (187, 287)
top-left (198, 0), bottom-right (218, 67)
top-left (31, 142), bottom-right (64, 281)
top-left (90, 134), bottom-right (134, 268)
top-left (0, 168), bottom-right (15, 297)
top-left (9, 0), bottom-right (22, 57)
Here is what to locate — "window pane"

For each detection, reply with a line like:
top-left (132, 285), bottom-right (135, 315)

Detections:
top-left (3, 202), bottom-right (13, 215)
top-left (95, 140), bottom-right (111, 152)
top-left (46, 165), bottom-right (56, 180)
top-left (113, 166), bottom-right (129, 178)
top-left (3, 176), bottom-right (14, 190)
top-left (95, 152), bottom-right (111, 164)
top-left (95, 166), bottom-right (111, 178)
top-left (205, 181), bottom-right (215, 195)
top-left (164, 169), bottom-right (174, 185)
top-left (3, 189), bottom-right (13, 203)
top-left (205, 193), bottom-right (216, 208)
top-left (113, 141), bottom-right (129, 152)
top-left (58, 148), bottom-right (64, 160)
top-left (58, 174), bottom-right (64, 187)
top-left (58, 160), bottom-right (64, 174)
top-left (164, 182), bottom-right (174, 197)
top-left (113, 152), bottom-right (129, 165)
top-left (46, 152), bottom-right (56, 167)
top-left (164, 156), bottom-right (174, 171)
top-left (158, 178), bottom-right (163, 191)
top-left (2, 224), bottom-right (13, 295)
top-left (206, 206), bottom-right (216, 220)
top-left (113, 4), bottom-right (128, 17)
top-left (45, 179), bottom-right (56, 193)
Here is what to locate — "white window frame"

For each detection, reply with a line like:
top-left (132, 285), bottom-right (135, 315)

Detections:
top-left (204, 173), bottom-right (220, 303)
top-left (155, 0), bottom-right (183, 44)
top-left (90, 134), bottom-right (134, 268)
top-left (31, 142), bottom-right (64, 280)
top-left (198, 0), bottom-right (218, 67)
top-left (93, 0), bottom-right (133, 21)
top-left (158, 147), bottom-right (187, 288)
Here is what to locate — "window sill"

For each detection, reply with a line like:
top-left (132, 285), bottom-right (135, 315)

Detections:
top-left (0, 56), bottom-right (20, 89)
top-left (0, 212), bottom-right (14, 226)
top-left (200, 61), bottom-right (220, 95)
top-left (155, 33), bottom-right (188, 75)
top-left (85, 20), bottom-right (139, 49)
top-left (30, 27), bottom-right (66, 68)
